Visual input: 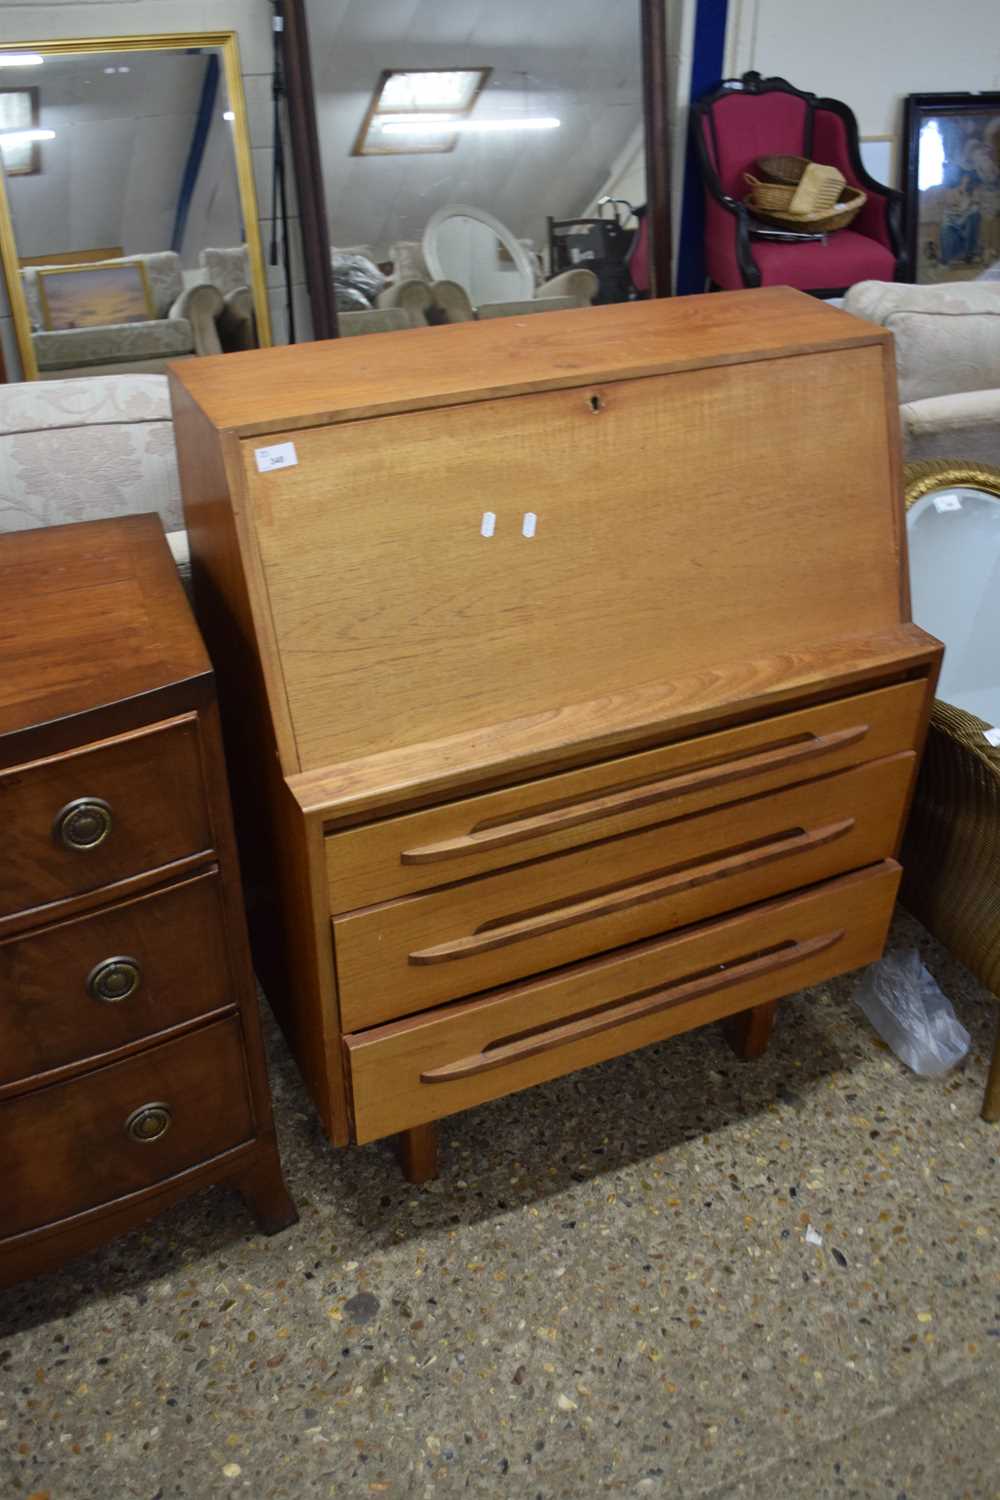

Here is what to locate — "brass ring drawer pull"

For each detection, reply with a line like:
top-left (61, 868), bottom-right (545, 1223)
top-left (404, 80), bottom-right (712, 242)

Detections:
top-left (55, 796), bottom-right (113, 851)
top-left (125, 1102), bottom-right (172, 1143)
top-left (87, 956), bottom-right (142, 1004)
top-left (421, 929), bottom-right (845, 1082)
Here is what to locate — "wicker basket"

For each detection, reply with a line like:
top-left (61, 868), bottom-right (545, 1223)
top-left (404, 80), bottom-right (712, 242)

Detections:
top-left (755, 154), bottom-right (811, 185)
top-left (743, 176), bottom-right (867, 233)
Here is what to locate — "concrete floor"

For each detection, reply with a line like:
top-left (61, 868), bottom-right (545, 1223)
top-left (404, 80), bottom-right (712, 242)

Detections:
top-left (2, 907), bottom-right (999, 1500)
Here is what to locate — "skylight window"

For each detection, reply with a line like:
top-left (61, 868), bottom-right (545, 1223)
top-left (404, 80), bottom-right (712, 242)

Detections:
top-left (353, 68), bottom-right (491, 156)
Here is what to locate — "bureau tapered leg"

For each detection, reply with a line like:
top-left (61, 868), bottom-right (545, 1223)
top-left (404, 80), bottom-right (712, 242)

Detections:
top-left (982, 1020), bottom-right (1000, 1123)
top-left (397, 1123), bottom-right (439, 1183)
top-left (235, 1147), bottom-right (299, 1234)
top-left (724, 1000), bottom-right (779, 1060)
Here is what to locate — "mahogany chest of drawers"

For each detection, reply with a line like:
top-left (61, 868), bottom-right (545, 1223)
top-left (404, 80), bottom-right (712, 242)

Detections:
top-left (169, 288), bottom-right (942, 1181)
top-left (0, 515), bottom-right (295, 1285)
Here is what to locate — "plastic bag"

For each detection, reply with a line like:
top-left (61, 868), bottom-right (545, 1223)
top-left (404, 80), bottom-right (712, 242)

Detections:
top-left (332, 252), bottom-right (386, 307)
top-left (854, 949), bottom-right (970, 1077)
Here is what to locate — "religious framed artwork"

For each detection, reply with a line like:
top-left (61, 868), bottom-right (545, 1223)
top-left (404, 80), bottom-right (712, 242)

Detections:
top-left (903, 92), bottom-right (1000, 284)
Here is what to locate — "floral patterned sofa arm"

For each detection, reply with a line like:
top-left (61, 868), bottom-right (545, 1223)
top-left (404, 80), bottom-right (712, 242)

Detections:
top-left (169, 283), bottom-right (224, 356)
top-left (0, 373), bottom-right (187, 577)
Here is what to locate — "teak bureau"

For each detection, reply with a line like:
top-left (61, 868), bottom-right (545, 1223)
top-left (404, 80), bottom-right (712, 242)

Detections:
top-left (169, 288), bottom-right (942, 1181)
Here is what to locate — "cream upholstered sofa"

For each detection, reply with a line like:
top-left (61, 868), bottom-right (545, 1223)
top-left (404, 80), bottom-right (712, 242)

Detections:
top-left (844, 280), bottom-right (1000, 464)
top-left (20, 251), bottom-right (223, 377)
top-left (0, 373), bottom-right (188, 575)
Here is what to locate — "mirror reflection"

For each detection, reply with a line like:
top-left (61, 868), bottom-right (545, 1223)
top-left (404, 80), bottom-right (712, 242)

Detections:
top-left (306, 2), bottom-right (648, 333)
top-left (0, 41), bottom-right (269, 379)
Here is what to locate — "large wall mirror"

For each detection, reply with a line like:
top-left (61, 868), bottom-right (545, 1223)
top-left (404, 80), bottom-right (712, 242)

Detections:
top-left (0, 32), bottom-right (270, 381)
top-left (299, 0), bottom-right (668, 334)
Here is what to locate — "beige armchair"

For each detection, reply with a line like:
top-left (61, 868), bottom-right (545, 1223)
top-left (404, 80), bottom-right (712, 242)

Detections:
top-left (20, 251), bottom-right (223, 377)
top-left (197, 245), bottom-right (256, 351)
top-left (429, 268), bottom-right (600, 324)
top-left (843, 280), bottom-right (1000, 465)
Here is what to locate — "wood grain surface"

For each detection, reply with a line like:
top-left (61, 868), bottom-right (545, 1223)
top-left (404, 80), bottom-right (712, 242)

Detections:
top-left (325, 679), bottom-right (927, 909)
top-left (333, 752), bottom-right (914, 1028)
top-left (0, 867), bottom-right (232, 1090)
top-left (245, 349), bottom-right (900, 770)
top-left (1, 716), bottom-right (213, 919)
top-left (170, 287), bottom-right (888, 437)
top-left (345, 861), bottom-right (901, 1142)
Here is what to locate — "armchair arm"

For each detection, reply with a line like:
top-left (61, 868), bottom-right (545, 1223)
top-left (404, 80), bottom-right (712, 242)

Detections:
top-left (900, 388), bottom-right (1000, 465)
top-left (537, 268), bottom-right (599, 305)
top-left (169, 282), bottom-right (224, 356)
top-left (376, 278), bottom-right (433, 328)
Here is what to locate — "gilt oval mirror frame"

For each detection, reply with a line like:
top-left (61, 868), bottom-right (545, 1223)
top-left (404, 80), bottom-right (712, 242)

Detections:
top-left (904, 459), bottom-right (1000, 726)
top-left (0, 30), bottom-right (271, 381)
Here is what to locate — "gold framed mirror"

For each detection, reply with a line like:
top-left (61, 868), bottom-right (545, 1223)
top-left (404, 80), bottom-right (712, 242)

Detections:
top-left (0, 31), bottom-right (270, 380)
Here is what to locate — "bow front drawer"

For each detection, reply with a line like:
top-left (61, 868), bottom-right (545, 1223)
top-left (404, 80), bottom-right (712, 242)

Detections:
top-left (333, 750), bottom-right (914, 1029)
top-left (0, 1017), bottom-right (253, 1240)
top-left (325, 680), bottom-right (925, 911)
top-left (0, 868), bottom-right (233, 1088)
top-left (1, 715), bottom-right (213, 921)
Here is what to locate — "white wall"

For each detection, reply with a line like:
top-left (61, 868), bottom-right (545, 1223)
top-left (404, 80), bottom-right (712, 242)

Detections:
top-left (727, 0), bottom-right (1000, 158)
top-left (0, 0), bottom-right (309, 375)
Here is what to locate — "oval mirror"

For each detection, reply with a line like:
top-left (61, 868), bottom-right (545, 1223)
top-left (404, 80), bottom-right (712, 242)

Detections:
top-left (423, 203), bottom-right (536, 306)
top-left (905, 462), bottom-right (1000, 724)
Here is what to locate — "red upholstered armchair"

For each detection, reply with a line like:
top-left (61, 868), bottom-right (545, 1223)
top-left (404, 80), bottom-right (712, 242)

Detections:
top-left (692, 72), bottom-right (903, 295)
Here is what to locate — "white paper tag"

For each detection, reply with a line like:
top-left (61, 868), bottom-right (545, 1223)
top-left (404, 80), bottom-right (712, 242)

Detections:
top-left (480, 510), bottom-right (496, 538)
top-left (521, 511), bottom-right (537, 538)
top-left (984, 727), bottom-right (1000, 747)
top-left (933, 492), bottom-right (962, 513)
top-left (255, 440), bottom-right (298, 474)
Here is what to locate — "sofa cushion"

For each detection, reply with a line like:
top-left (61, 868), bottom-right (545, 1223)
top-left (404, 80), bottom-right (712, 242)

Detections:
top-left (33, 318), bottom-right (194, 371)
top-left (0, 374), bottom-right (183, 533)
top-left (845, 280), bottom-right (1000, 404)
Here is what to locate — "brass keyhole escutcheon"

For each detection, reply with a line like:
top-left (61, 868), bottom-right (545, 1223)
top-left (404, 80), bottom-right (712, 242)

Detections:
top-left (125, 1103), bottom-right (172, 1143)
top-left (55, 797), bottom-right (113, 851)
top-left (87, 956), bottom-right (141, 1004)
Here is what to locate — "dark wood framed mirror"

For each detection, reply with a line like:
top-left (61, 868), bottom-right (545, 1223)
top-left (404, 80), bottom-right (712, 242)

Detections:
top-left (278, 0), bottom-right (670, 340)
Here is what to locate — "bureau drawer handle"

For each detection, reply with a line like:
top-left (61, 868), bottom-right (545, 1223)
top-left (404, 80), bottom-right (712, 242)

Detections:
top-left (400, 725), bottom-right (869, 865)
top-left (420, 930), bottom-right (845, 1082)
top-left (87, 956), bottom-right (142, 1004)
top-left (124, 1102), bottom-right (172, 1143)
top-left (55, 796), bottom-right (113, 851)
top-left (409, 818), bottom-right (854, 965)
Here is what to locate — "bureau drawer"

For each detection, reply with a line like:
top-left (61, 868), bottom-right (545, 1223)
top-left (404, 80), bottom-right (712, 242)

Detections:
top-left (325, 680), bottom-right (926, 909)
top-left (0, 868), bottom-right (233, 1087)
top-left (1, 715), bottom-right (213, 919)
top-left (345, 860), bottom-right (901, 1142)
top-left (0, 1017), bottom-right (253, 1239)
top-left (334, 751), bottom-right (914, 1028)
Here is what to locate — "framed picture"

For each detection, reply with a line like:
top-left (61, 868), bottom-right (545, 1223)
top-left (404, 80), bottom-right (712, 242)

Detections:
top-left (36, 261), bottom-right (154, 331)
top-left (0, 86), bottom-right (40, 176)
top-left (903, 92), bottom-right (1000, 284)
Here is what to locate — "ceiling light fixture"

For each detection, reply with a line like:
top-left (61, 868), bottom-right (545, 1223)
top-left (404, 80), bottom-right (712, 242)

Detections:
top-left (380, 115), bottom-right (561, 137)
top-left (0, 128), bottom-right (55, 146)
top-left (0, 53), bottom-right (44, 67)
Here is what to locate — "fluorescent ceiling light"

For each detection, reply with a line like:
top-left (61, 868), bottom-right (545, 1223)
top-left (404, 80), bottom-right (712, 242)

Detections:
top-left (380, 116), bottom-right (561, 137)
top-left (0, 53), bottom-right (44, 67)
top-left (0, 128), bottom-right (55, 146)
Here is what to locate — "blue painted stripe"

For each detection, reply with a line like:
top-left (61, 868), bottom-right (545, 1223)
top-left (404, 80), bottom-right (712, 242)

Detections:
top-left (676, 0), bottom-right (730, 295)
top-left (171, 53), bottom-right (220, 255)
